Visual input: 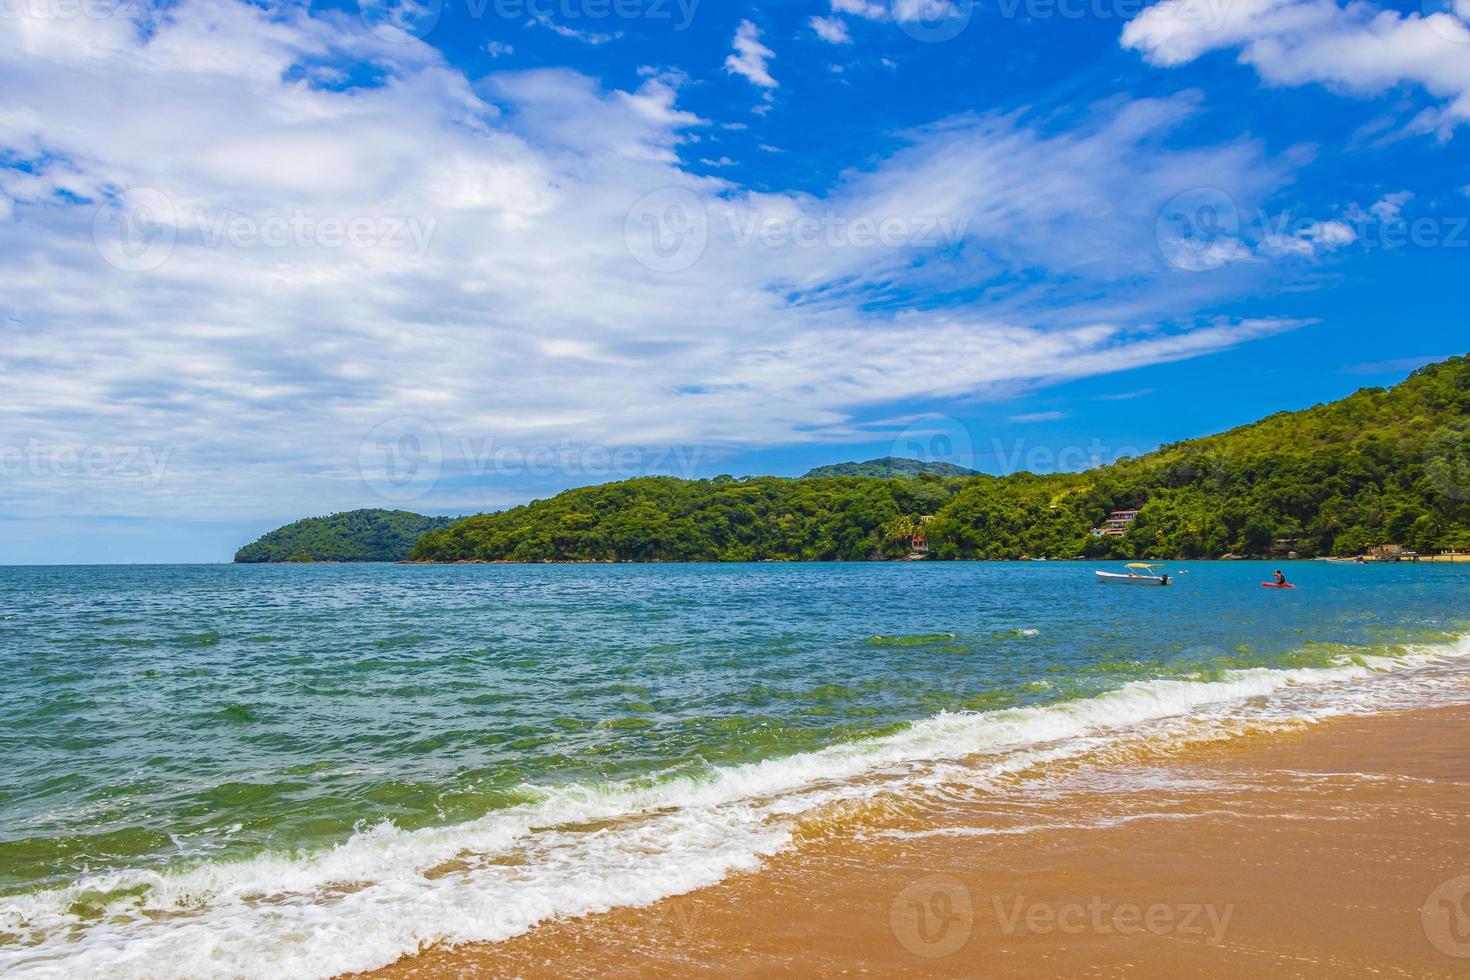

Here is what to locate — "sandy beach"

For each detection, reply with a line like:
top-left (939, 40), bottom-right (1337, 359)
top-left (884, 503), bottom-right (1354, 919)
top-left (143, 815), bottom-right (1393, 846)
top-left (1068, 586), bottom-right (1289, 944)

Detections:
top-left (364, 703), bottom-right (1470, 978)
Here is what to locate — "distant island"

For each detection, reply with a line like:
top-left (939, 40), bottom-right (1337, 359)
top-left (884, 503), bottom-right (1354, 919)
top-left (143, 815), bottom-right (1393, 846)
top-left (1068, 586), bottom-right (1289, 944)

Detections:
top-left (802, 456), bottom-right (980, 479)
top-left (235, 510), bottom-right (454, 563)
top-left (240, 355), bottom-right (1470, 564)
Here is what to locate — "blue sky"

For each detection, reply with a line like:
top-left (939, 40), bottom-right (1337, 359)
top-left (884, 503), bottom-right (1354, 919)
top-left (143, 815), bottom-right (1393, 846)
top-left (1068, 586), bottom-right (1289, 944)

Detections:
top-left (1, 0), bottom-right (1468, 563)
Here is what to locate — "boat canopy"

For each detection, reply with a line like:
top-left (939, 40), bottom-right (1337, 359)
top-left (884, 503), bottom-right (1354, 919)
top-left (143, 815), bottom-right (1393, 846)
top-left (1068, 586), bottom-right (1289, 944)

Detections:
top-left (1125, 563), bottom-right (1162, 570)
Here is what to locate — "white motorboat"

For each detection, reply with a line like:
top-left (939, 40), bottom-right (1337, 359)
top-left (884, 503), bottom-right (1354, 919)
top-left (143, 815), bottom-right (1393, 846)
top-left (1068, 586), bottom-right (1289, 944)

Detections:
top-left (1095, 563), bottom-right (1171, 586)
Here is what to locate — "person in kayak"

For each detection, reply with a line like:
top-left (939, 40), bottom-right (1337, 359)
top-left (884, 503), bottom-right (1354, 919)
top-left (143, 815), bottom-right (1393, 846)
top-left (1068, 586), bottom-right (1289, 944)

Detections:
top-left (1273, 569), bottom-right (1288, 586)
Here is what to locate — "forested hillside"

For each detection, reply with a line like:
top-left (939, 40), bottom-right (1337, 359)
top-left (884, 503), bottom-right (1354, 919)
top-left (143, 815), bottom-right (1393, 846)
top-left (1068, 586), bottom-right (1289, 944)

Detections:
top-left (802, 456), bottom-right (980, 478)
top-left (235, 510), bottom-right (454, 563)
top-left (407, 355), bottom-right (1470, 562)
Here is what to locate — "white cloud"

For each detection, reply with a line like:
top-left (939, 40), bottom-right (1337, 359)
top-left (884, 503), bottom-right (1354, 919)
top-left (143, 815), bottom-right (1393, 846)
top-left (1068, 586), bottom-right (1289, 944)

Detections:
top-left (486, 41), bottom-right (515, 57)
top-left (1008, 411), bottom-right (1070, 422)
top-left (1368, 190), bottom-right (1412, 221)
top-left (1258, 217), bottom-right (1357, 257)
top-left (0, 0), bottom-right (1311, 525)
top-left (831, 0), bottom-right (966, 24)
top-left (1122, 0), bottom-right (1470, 131)
top-left (811, 15), bottom-right (853, 43)
top-left (531, 12), bottom-right (620, 45)
top-left (1305, 219), bottom-right (1357, 247)
top-left (725, 20), bottom-right (778, 90)
top-left (893, 0), bottom-right (965, 21)
top-left (832, 0), bottom-right (890, 18)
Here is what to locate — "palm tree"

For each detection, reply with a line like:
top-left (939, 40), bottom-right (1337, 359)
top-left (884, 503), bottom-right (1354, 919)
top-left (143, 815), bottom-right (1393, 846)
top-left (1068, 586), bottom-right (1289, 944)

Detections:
top-left (886, 515), bottom-right (919, 546)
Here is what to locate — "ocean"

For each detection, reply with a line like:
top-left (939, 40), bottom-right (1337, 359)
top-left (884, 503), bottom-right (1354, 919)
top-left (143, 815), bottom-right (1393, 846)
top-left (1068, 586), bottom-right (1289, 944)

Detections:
top-left (2, 561), bottom-right (1468, 977)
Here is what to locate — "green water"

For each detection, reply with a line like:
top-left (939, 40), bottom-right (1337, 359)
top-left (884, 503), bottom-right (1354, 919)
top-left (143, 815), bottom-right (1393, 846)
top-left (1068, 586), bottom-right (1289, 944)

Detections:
top-left (1, 561), bottom-right (1466, 976)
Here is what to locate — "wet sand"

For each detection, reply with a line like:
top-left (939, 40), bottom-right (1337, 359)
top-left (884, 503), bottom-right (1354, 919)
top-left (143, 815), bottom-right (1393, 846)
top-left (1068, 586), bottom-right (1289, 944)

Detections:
top-left (362, 705), bottom-right (1470, 978)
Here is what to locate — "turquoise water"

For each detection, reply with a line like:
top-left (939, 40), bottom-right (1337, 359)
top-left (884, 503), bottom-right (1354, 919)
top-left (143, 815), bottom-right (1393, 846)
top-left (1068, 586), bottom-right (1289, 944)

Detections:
top-left (2, 561), bottom-right (1468, 976)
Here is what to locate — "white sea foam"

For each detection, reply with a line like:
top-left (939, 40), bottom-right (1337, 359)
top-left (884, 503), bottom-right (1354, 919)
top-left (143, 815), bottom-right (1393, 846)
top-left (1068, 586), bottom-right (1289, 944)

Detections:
top-left (3, 634), bottom-right (1468, 979)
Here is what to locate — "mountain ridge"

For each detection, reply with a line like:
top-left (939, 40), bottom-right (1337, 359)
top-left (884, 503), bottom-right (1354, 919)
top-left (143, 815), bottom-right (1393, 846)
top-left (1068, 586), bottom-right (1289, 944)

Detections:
top-left (408, 354), bottom-right (1470, 562)
top-left (235, 510), bottom-right (454, 563)
top-left (802, 456), bottom-right (981, 479)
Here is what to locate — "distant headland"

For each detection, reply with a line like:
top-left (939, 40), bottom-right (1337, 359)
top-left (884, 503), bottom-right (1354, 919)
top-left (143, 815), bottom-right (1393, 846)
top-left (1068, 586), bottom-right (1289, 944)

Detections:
top-left (238, 355), bottom-right (1470, 565)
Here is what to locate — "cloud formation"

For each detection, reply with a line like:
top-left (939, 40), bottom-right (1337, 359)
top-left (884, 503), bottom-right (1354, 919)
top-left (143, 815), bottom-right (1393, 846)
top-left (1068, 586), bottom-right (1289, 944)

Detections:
top-left (1, 0), bottom-right (1311, 524)
top-left (811, 15), bottom-right (853, 44)
top-left (1123, 0), bottom-right (1470, 134)
top-left (725, 19), bottom-right (778, 90)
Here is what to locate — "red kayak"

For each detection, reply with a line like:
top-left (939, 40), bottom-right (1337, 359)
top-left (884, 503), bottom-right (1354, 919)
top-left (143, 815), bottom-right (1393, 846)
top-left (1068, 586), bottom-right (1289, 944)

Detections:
top-left (1261, 582), bottom-right (1296, 589)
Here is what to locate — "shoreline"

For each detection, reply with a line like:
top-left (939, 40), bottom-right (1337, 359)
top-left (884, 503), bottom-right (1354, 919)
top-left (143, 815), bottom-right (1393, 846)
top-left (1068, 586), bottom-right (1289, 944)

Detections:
top-left (389, 556), bottom-right (1457, 565)
top-left (360, 702), bottom-right (1470, 978)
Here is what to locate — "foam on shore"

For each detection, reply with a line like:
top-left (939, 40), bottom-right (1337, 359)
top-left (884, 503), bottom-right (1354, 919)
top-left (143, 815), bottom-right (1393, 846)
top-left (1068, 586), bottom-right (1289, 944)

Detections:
top-left (3, 634), bottom-right (1468, 979)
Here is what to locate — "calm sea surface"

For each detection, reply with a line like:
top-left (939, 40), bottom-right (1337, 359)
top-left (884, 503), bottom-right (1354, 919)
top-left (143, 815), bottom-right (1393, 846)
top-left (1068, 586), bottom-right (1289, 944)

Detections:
top-left (2, 561), bottom-right (1468, 976)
